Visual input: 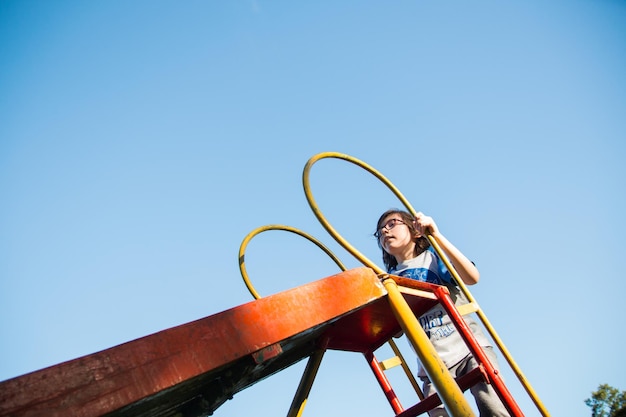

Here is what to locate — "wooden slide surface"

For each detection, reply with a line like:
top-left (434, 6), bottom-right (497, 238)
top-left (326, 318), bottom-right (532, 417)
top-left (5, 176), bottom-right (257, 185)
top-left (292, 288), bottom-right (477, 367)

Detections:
top-left (0, 267), bottom-right (440, 417)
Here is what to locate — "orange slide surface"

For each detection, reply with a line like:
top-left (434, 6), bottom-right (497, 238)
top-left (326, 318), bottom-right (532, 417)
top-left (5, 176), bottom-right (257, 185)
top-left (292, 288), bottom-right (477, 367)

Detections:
top-left (0, 268), bottom-right (441, 417)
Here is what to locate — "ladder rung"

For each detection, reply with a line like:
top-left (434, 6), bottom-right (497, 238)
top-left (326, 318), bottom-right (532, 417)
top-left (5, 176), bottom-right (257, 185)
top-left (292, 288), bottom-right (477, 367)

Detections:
top-left (456, 302), bottom-right (479, 316)
top-left (398, 286), bottom-right (437, 300)
top-left (379, 355), bottom-right (403, 371)
top-left (398, 286), bottom-right (437, 299)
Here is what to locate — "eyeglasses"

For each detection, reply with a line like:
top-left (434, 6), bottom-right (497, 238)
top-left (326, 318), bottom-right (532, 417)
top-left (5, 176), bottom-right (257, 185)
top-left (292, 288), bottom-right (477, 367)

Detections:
top-left (375, 218), bottom-right (405, 238)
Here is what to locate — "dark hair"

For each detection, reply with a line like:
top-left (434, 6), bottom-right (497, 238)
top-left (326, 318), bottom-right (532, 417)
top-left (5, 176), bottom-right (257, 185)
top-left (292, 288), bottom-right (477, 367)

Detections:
top-left (375, 209), bottom-right (430, 272)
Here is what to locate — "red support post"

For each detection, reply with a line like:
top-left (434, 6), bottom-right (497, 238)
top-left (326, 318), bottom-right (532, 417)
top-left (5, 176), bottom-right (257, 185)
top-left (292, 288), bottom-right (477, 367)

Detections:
top-left (364, 351), bottom-right (404, 415)
top-left (432, 286), bottom-right (525, 417)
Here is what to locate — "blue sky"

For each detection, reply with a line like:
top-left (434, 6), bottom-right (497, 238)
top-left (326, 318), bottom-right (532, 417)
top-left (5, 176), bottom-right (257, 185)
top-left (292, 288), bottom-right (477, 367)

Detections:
top-left (1, 1), bottom-right (625, 416)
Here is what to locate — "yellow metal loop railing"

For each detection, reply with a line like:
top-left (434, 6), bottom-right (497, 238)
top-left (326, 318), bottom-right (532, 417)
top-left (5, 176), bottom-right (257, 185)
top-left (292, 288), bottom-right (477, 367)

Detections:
top-left (301, 152), bottom-right (410, 275)
top-left (301, 151), bottom-right (549, 417)
top-left (238, 224), bottom-right (347, 300)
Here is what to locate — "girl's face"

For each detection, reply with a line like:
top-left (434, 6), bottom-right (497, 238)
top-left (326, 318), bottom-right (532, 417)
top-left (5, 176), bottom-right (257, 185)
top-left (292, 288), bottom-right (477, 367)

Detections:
top-left (378, 214), bottom-right (416, 259)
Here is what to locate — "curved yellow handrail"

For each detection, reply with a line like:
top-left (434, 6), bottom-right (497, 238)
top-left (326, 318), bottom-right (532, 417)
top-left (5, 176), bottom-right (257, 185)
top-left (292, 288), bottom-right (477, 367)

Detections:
top-left (302, 151), bottom-right (550, 417)
top-left (238, 224), bottom-right (347, 300)
top-left (302, 152), bottom-right (417, 275)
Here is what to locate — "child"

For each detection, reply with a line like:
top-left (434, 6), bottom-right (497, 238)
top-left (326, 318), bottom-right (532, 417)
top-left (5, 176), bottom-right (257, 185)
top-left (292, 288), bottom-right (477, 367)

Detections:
top-left (375, 209), bottom-right (510, 417)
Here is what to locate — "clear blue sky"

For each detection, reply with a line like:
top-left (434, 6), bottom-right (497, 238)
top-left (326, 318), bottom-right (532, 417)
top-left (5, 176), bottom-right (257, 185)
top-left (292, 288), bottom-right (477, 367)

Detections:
top-left (1, 1), bottom-right (625, 416)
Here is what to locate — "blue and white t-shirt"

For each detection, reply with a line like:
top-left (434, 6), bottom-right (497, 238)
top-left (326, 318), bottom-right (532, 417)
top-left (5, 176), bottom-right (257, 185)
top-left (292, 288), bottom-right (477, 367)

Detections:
top-left (390, 247), bottom-right (491, 374)
top-left (390, 246), bottom-right (453, 285)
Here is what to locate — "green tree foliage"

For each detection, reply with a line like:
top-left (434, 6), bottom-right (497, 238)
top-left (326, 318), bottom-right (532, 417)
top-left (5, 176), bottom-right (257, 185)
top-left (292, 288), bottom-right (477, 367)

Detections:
top-left (585, 384), bottom-right (626, 417)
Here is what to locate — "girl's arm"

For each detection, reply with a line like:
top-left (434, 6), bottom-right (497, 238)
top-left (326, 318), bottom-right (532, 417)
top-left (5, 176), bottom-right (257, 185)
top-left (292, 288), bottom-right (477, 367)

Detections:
top-left (414, 213), bottom-right (480, 285)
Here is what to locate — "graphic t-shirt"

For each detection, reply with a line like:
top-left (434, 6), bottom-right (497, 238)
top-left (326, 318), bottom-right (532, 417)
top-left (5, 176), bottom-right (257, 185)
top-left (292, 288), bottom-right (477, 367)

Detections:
top-left (390, 247), bottom-right (491, 374)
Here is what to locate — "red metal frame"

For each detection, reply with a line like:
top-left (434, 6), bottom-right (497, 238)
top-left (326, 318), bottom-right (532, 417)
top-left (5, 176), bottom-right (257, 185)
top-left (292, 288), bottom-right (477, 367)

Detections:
top-left (364, 351), bottom-right (405, 414)
top-left (433, 285), bottom-right (524, 417)
top-left (363, 275), bottom-right (525, 417)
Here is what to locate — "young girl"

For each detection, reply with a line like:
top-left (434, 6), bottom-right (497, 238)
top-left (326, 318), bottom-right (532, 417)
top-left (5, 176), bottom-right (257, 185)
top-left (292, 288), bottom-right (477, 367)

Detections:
top-left (375, 209), bottom-right (510, 417)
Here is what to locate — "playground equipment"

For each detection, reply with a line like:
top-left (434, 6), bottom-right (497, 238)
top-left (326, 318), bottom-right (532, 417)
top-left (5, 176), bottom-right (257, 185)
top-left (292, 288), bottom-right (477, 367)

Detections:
top-left (0, 152), bottom-right (549, 417)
